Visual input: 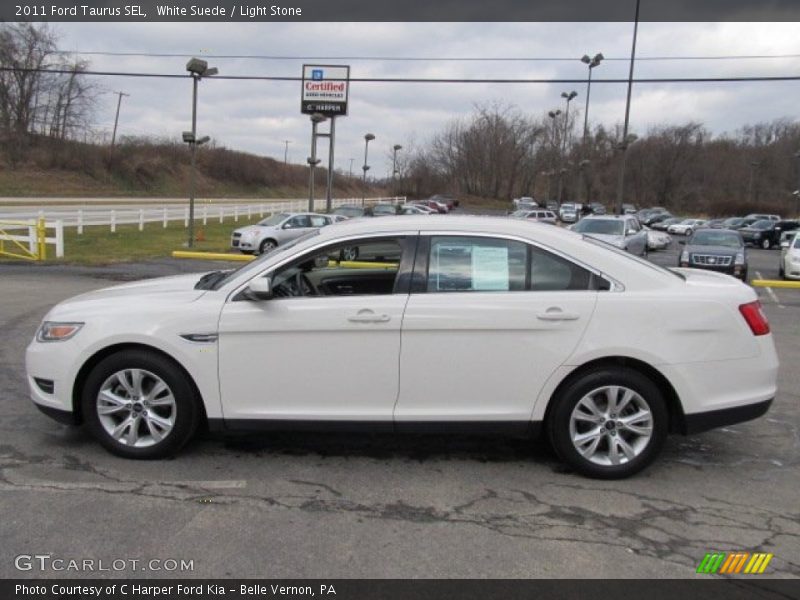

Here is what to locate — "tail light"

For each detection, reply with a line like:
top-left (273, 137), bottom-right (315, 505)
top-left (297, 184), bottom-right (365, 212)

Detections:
top-left (739, 301), bottom-right (770, 336)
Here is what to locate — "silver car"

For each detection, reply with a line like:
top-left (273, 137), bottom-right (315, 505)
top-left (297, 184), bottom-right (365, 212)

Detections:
top-left (570, 215), bottom-right (649, 256)
top-left (231, 212), bottom-right (333, 254)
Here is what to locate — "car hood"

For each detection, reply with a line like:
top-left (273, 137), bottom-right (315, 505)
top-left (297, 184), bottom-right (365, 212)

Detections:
top-left (685, 245), bottom-right (740, 256)
top-left (46, 273), bottom-right (209, 319)
top-left (738, 227), bottom-right (767, 234)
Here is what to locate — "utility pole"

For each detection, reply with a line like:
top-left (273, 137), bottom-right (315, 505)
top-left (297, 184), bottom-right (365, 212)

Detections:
top-left (349, 158), bottom-right (354, 178)
top-left (110, 91), bottom-right (129, 150)
top-left (614, 0), bottom-right (640, 215)
top-left (283, 140), bottom-right (291, 164)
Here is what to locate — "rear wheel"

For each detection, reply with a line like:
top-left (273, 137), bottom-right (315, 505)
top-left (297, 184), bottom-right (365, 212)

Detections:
top-left (548, 367), bottom-right (668, 479)
top-left (761, 238), bottom-right (771, 250)
top-left (82, 350), bottom-right (200, 459)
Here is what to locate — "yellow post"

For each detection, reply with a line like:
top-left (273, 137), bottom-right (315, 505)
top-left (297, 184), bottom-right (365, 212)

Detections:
top-left (37, 218), bottom-right (47, 260)
top-left (751, 279), bottom-right (800, 289)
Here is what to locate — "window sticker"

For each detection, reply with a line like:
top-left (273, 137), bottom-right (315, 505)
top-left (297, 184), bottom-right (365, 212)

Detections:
top-left (472, 246), bottom-right (509, 290)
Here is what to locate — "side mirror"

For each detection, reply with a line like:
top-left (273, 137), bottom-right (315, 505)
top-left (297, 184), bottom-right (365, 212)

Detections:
top-left (283, 223), bottom-right (294, 229)
top-left (246, 277), bottom-right (273, 300)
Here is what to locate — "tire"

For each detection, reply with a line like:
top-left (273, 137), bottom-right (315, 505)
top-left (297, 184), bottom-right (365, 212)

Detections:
top-left (761, 238), bottom-right (771, 250)
top-left (685, 228), bottom-right (693, 236)
top-left (259, 239), bottom-right (277, 255)
top-left (779, 263), bottom-right (785, 279)
top-left (547, 367), bottom-right (668, 479)
top-left (81, 350), bottom-right (200, 459)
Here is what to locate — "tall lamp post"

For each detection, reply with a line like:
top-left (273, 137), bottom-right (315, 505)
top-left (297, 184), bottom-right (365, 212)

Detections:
top-left (307, 113), bottom-right (327, 212)
top-left (547, 110), bottom-right (561, 202)
top-left (392, 144), bottom-right (403, 198)
top-left (362, 133), bottom-right (375, 205)
top-left (614, 0), bottom-right (641, 215)
top-left (580, 53), bottom-right (603, 146)
top-left (794, 150), bottom-right (800, 217)
top-left (184, 58), bottom-right (217, 248)
top-left (558, 90), bottom-right (578, 203)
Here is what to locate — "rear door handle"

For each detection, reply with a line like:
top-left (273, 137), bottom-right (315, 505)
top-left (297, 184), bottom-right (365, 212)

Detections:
top-left (348, 310), bottom-right (391, 323)
top-left (537, 309), bottom-right (580, 321)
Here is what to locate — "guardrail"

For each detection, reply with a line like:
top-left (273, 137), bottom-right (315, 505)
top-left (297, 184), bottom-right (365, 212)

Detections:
top-left (0, 219), bottom-right (64, 260)
top-left (0, 197), bottom-right (406, 234)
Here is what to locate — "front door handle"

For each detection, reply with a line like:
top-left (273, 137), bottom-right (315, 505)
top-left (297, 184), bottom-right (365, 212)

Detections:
top-left (348, 309), bottom-right (391, 323)
top-left (537, 308), bottom-right (580, 321)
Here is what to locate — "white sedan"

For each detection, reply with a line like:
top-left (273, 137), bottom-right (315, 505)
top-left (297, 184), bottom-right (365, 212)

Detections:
top-left (667, 219), bottom-right (707, 235)
top-left (780, 232), bottom-right (800, 280)
top-left (26, 216), bottom-right (778, 479)
top-left (645, 227), bottom-right (672, 250)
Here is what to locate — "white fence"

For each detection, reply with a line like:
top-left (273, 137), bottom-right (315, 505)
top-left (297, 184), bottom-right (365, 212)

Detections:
top-left (0, 197), bottom-right (406, 234)
top-left (0, 219), bottom-right (64, 259)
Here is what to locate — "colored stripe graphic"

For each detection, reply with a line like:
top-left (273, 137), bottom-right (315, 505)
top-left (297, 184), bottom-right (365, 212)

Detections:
top-left (744, 553), bottom-right (774, 574)
top-left (697, 552), bottom-right (774, 574)
top-left (697, 553), bottom-right (727, 574)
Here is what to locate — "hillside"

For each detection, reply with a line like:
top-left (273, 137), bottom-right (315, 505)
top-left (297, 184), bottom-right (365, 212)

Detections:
top-left (0, 136), bottom-right (385, 199)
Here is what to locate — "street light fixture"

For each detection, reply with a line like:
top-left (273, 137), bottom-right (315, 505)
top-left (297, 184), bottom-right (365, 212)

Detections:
top-left (362, 133), bottom-right (375, 205)
top-left (184, 57), bottom-right (217, 248)
top-left (580, 53), bottom-right (603, 146)
top-left (558, 91), bottom-right (578, 203)
top-left (392, 144), bottom-right (403, 196)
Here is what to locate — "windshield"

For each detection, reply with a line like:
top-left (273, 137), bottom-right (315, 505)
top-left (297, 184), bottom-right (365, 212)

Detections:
top-left (690, 231), bottom-right (742, 248)
top-left (334, 206), bottom-right (364, 217)
top-left (257, 213), bottom-right (289, 226)
top-left (572, 219), bottom-right (624, 235)
top-left (752, 220), bottom-right (772, 230)
top-left (209, 230), bottom-right (321, 290)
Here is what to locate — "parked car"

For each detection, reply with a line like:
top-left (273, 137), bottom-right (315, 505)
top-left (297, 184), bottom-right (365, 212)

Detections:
top-left (667, 219), bottom-right (707, 236)
top-left (421, 199), bottom-right (449, 214)
top-left (409, 204), bottom-right (439, 214)
top-left (371, 203), bottom-right (401, 217)
top-left (398, 205), bottom-right (431, 215)
top-left (559, 203), bottom-right (578, 223)
top-left (431, 193), bottom-right (459, 209)
top-left (704, 218), bottom-right (728, 229)
top-left (231, 212), bottom-right (333, 255)
top-left (512, 196), bottom-right (537, 210)
top-left (545, 200), bottom-right (560, 212)
top-left (722, 217), bottom-right (746, 230)
top-left (652, 217), bottom-right (683, 231)
top-left (739, 219), bottom-right (799, 249)
top-left (621, 203), bottom-right (637, 215)
top-left (644, 227), bottom-right (672, 251)
top-left (332, 205), bottom-right (371, 219)
top-left (678, 229), bottom-right (748, 281)
top-left (644, 213), bottom-right (673, 227)
top-left (511, 209), bottom-right (558, 225)
top-left (570, 215), bottom-right (648, 256)
top-left (589, 202), bottom-right (607, 215)
top-left (27, 215), bottom-right (777, 479)
top-left (744, 213), bottom-right (780, 222)
top-left (779, 231), bottom-right (800, 280)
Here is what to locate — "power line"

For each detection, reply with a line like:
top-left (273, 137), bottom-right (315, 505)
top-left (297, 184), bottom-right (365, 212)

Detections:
top-left (50, 50), bottom-right (800, 62)
top-left (4, 66), bottom-right (800, 84)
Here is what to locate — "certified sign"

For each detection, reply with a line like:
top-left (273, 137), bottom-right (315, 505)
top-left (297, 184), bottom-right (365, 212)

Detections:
top-left (301, 64), bottom-right (350, 117)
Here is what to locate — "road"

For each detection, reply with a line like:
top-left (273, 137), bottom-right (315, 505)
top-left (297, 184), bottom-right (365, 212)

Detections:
top-left (0, 242), bottom-right (798, 579)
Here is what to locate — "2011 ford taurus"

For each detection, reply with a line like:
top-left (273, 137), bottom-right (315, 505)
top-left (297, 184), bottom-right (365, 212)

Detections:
top-left (26, 216), bottom-right (778, 478)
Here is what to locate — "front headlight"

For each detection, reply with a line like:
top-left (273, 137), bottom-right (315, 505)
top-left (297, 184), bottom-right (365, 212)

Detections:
top-left (735, 252), bottom-right (745, 265)
top-left (37, 321), bottom-right (84, 342)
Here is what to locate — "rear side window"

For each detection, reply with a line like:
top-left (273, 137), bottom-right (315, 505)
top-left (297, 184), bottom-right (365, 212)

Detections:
top-left (425, 236), bottom-right (596, 293)
top-left (427, 237), bottom-right (526, 292)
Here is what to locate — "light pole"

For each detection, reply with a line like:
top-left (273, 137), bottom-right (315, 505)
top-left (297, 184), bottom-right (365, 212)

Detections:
top-left (547, 110), bottom-right (561, 201)
top-left (558, 91), bottom-right (577, 203)
top-left (615, 0), bottom-right (641, 215)
top-left (184, 58), bottom-right (217, 248)
top-left (362, 133), bottom-right (375, 205)
top-left (580, 53), bottom-right (603, 147)
top-left (392, 144), bottom-right (403, 197)
top-left (748, 160), bottom-right (762, 206)
top-left (307, 113), bottom-right (326, 212)
top-left (110, 91), bottom-right (129, 151)
top-left (349, 158), bottom-right (354, 178)
top-left (794, 150), bottom-right (800, 217)
top-left (283, 140), bottom-right (291, 164)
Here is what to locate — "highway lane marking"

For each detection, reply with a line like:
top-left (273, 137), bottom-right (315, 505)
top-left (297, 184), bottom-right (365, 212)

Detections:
top-left (756, 270), bottom-right (785, 309)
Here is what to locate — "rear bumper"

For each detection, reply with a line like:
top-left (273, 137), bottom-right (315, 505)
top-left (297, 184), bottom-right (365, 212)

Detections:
top-left (683, 398), bottom-right (772, 434)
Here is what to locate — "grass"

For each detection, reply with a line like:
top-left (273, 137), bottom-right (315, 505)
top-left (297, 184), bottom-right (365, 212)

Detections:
top-left (56, 216), bottom-right (261, 265)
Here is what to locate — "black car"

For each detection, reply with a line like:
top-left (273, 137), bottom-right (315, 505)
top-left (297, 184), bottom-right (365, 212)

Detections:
top-left (722, 217), bottom-right (746, 230)
top-left (644, 212), bottom-right (673, 226)
top-left (678, 229), bottom-right (747, 280)
top-left (739, 219), bottom-right (799, 249)
top-left (332, 205), bottom-right (373, 219)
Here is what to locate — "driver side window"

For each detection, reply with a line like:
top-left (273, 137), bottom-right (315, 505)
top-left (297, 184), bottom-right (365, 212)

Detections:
top-left (269, 238), bottom-right (406, 298)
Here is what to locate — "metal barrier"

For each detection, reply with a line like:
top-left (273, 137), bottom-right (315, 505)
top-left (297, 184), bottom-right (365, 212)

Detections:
top-left (751, 279), bottom-right (800, 289)
top-left (0, 219), bottom-right (64, 260)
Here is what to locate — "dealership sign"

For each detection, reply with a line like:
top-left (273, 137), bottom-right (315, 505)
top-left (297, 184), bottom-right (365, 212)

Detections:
top-left (301, 64), bottom-right (350, 117)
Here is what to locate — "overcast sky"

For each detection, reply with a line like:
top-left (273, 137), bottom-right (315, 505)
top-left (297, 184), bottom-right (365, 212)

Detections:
top-left (55, 22), bottom-right (800, 177)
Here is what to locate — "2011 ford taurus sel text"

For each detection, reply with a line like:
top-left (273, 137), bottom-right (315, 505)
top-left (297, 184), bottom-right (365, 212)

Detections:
top-left (26, 216), bottom-right (778, 478)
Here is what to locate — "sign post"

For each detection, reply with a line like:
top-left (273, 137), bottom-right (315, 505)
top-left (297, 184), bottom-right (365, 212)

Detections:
top-left (302, 65), bottom-right (350, 213)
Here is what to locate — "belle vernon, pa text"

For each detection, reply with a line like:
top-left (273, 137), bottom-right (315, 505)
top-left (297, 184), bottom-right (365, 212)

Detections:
top-left (16, 584), bottom-right (337, 597)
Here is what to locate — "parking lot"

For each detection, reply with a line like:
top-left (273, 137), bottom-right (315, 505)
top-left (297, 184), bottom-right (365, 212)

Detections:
top-left (0, 237), bottom-right (798, 579)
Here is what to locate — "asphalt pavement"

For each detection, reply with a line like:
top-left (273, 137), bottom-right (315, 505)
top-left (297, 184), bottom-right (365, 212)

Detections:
top-left (0, 239), bottom-right (798, 579)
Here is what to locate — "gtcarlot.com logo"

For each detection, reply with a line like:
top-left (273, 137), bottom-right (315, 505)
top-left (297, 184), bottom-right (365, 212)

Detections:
top-left (14, 554), bottom-right (194, 572)
top-left (696, 552), bottom-right (773, 574)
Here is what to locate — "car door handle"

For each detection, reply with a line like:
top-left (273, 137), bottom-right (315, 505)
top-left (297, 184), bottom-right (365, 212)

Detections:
top-left (537, 309), bottom-right (580, 321)
top-left (348, 310), bottom-right (391, 323)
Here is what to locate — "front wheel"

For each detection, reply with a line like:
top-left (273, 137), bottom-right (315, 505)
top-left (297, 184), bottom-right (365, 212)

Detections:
top-left (548, 367), bottom-right (668, 479)
top-left (685, 228), bottom-right (693, 236)
top-left (259, 239), bottom-right (277, 255)
top-left (82, 350), bottom-right (200, 459)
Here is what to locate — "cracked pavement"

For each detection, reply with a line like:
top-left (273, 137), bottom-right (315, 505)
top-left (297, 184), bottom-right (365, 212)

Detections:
top-left (0, 250), bottom-right (798, 579)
